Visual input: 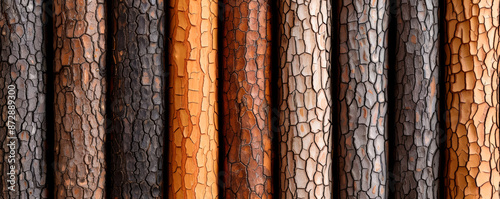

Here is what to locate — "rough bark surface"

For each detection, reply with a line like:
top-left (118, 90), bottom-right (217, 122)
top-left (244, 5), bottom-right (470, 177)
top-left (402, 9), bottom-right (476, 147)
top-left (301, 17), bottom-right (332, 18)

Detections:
top-left (222, 0), bottom-right (273, 198)
top-left (108, 0), bottom-right (165, 198)
top-left (337, 0), bottom-right (389, 198)
top-left (444, 0), bottom-right (500, 198)
top-left (391, 0), bottom-right (440, 198)
top-left (167, 0), bottom-right (219, 198)
top-left (278, 0), bottom-right (332, 198)
top-left (53, 0), bottom-right (106, 198)
top-left (0, 0), bottom-right (47, 198)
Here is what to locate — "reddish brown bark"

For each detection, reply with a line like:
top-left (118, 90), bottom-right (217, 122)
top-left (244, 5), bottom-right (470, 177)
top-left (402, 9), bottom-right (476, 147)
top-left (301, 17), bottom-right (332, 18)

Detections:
top-left (222, 0), bottom-right (273, 198)
top-left (53, 0), bottom-right (106, 198)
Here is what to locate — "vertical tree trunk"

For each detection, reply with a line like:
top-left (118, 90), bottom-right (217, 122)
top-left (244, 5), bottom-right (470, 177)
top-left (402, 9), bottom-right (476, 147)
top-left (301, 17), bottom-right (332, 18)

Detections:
top-left (0, 0), bottom-right (47, 198)
top-left (444, 0), bottom-right (500, 198)
top-left (222, 0), bottom-right (273, 198)
top-left (337, 0), bottom-right (389, 198)
top-left (167, 0), bottom-right (219, 198)
top-left (108, 0), bottom-right (165, 198)
top-left (391, 0), bottom-right (440, 198)
top-left (53, 0), bottom-right (106, 198)
top-left (278, 0), bottom-right (332, 198)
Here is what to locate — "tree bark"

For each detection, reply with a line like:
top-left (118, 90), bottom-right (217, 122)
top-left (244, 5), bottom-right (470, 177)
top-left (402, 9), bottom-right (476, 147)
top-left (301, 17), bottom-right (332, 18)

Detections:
top-left (222, 0), bottom-right (273, 198)
top-left (53, 0), bottom-right (106, 198)
top-left (167, 0), bottom-right (219, 198)
top-left (108, 0), bottom-right (165, 198)
top-left (444, 0), bottom-right (500, 198)
top-left (391, 0), bottom-right (440, 198)
top-left (337, 0), bottom-right (389, 198)
top-left (0, 0), bottom-right (47, 198)
top-left (278, 0), bottom-right (332, 198)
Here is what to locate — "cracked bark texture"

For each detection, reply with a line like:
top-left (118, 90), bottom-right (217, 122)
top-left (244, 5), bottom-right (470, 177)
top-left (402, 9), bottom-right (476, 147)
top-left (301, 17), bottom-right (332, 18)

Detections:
top-left (337, 0), bottom-right (389, 198)
top-left (444, 0), bottom-right (500, 198)
top-left (391, 0), bottom-right (440, 198)
top-left (53, 0), bottom-right (106, 198)
top-left (0, 0), bottom-right (47, 198)
top-left (222, 0), bottom-right (273, 198)
top-left (108, 0), bottom-right (165, 198)
top-left (167, 0), bottom-right (219, 198)
top-left (277, 0), bottom-right (332, 198)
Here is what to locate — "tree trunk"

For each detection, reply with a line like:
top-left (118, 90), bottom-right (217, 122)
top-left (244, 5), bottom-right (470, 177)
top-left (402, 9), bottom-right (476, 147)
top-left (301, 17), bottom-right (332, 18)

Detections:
top-left (108, 0), bottom-right (165, 198)
top-left (337, 0), bottom-right (389, 198)
top-left (167, 0), bottom-right (219, 198)
top-left (222, 0), bottom-right (273, 198)
top-left (278, 0), bottom-right (332, 198)
top-left (444, 0), bottom-right (500, 198)
top-left (0, 0), bottom-right (47, 198)
top-left (53, 0), bottom-right (106, 198)
top-left (391, 0), bottom-right (440, 198)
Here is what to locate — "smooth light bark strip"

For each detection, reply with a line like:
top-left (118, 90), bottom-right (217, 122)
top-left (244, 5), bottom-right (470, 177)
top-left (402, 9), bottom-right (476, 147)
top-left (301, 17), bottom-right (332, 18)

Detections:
top-left (222, 0), bottom-right (273, 198)
top-left (278, 0), bottom-right (332, 198)
top-left (391, 0), bottom-right (440, 198)
top-left (444, 0), bottom-right (500, 198)
top-left (53, 0), bottom-right (106, 198)
top-left (337, 0), bottom-right (389, 198)
top-left (167, 0), bottom-right (219, 198)
top-left (0, 0), bottom-right (47, 198)
top-left (108, 0), bottom-right (165, 198)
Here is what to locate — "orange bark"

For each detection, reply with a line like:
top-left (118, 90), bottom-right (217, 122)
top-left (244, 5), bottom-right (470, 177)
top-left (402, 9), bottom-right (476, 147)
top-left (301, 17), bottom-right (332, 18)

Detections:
top-left (444, 0), bottom-right (500, 198)
top-left (168, 0), bottom-right (219, 198)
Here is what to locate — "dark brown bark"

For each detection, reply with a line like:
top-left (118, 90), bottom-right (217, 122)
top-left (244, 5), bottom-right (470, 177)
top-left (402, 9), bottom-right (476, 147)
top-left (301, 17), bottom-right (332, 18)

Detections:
top-left (391, 0), bottom-right (440, 198)
top-left (53, 0), bottom-right (106, 198)
top-left (107, 0), bottom-right (166, 198)
top-left (222, 0), bottom-right (273, 198)
top-left (0, 0), bottom-right (47, 198)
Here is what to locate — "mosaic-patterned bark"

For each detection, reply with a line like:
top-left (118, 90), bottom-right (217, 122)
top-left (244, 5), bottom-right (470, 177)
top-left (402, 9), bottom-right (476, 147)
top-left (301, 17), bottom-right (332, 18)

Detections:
top-left (0, 0), bottom-right (47, 198)
top-left (278, 0), bottom-right (332, 198)
top-left (337, 0), bottom-right (389, 198)
top-left (53, 0), bottom-right (106, 198)
top-left (108, 0), bottom-right (165, 198)
top-left (167, 0), bottom-right (219, 198)
top-left (391, 0), bottom-right (440, 198)
top-left (222, 0), bottom-right (273, 198)
top-left (444, 0), bottom-right (500, 198)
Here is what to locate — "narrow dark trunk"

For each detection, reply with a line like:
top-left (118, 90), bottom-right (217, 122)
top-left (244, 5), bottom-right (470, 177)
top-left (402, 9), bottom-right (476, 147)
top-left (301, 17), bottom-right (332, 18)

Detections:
top-left (0, 0), bottom-right (47, 198)
top-left (107, 0), bottom-right (166, 198)
top-left (391, 0), bottom-right (440, 198)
